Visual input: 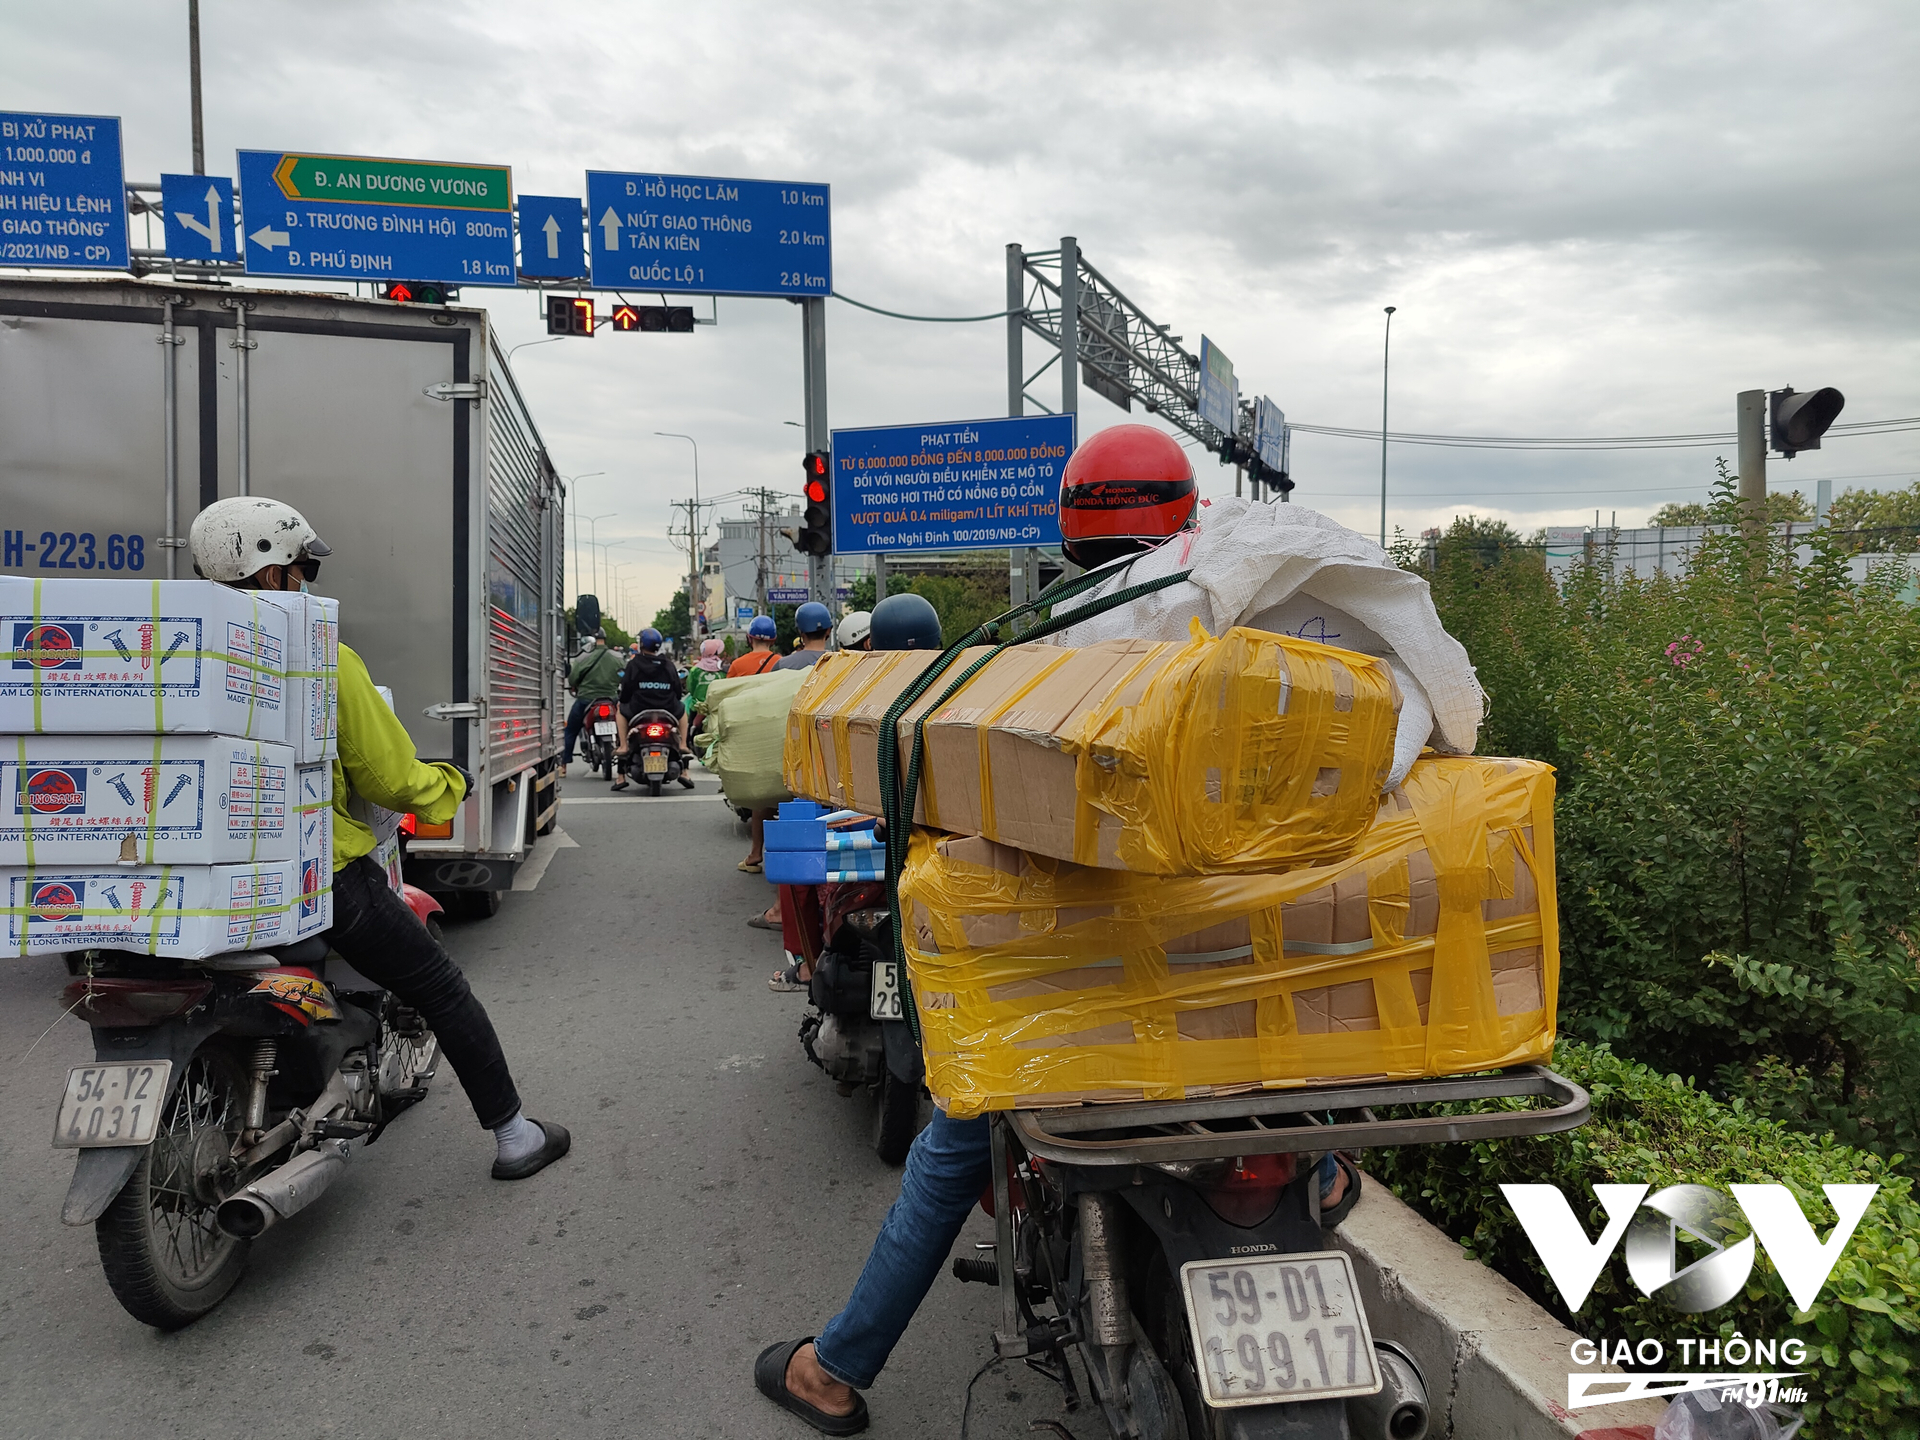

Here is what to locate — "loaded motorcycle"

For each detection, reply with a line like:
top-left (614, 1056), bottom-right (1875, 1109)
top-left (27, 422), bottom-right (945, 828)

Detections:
top-left (50, 883), bottom-right (444, 1328)
top-left (957, 1066), bottom-right (1588, 1439)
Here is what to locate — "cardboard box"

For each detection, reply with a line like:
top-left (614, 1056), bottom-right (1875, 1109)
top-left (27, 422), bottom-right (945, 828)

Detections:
top-left (0, 577), bottom-right (288, 740)
top-left (785, 629), bottom-right (1401, 875)
top-left (257, 591), bottom-right (340, 763)
top-left (899, 755), bottom-right (1558, 1117)
top-left (3, 860), bottom-right (298, 957)
top-left (294, 762), bottom-right (333, 938)
top-left (0, 735), bottom-right (298, 866)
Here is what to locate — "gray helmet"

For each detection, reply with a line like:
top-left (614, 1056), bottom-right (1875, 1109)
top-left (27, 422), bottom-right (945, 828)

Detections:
top-left (870, 593), bottom-right (943, 651)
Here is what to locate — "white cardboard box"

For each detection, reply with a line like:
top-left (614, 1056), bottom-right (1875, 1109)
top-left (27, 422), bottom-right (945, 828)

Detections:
top-left (0, 735), bottom-right (298, 866)
top-left (0, 577), bottom-right (289, 740)
top-left (2, 861), bottom-right (298, 957)
top-left (294, 762), bottom-right (333, 937)
top-left (257, 591), bottom-right (339, 763)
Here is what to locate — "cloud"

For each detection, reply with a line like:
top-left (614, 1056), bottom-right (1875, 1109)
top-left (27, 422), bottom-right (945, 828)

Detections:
top-left (3, 0), bottom-right (1914, 612)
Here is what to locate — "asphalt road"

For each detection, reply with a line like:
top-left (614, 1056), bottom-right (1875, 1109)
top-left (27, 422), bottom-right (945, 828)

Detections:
top-left (0, 767), bottom-right (1094, 1440)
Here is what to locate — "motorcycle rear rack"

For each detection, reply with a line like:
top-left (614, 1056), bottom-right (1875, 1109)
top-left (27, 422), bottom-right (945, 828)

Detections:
top-left (1005, 1065), bottom-right (1588, 1167)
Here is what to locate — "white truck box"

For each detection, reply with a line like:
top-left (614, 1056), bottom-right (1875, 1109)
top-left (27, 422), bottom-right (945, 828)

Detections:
top-left (0, 576), bottom-right (288, 740)
top-left (0, 734), bottom-right (296, 866)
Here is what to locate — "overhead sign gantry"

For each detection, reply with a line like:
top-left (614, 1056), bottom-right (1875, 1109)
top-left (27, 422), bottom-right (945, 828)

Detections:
top-left (584, 170), bottom-right (829, 297)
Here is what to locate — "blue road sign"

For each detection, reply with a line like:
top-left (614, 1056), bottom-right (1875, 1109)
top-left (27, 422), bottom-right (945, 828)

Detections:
top-left (831, 414), bottom-right (1074, 556)
top-left (768, 587), bottom-right (809, 603)
top-left (517, 194), bottom-right (583, 279)
top-left (585, 171), bottom-right (829, 297)
top-left (160, 173), bottom-right (235, 261)
top-left (1198, 336), bottom-right (1237, 435)
top-left (1253, 395), bottom-right (1286, 471)
top-left (0, 111), bottom-right (126, 270)
top-left (236, 149), bottom-right (516, 286)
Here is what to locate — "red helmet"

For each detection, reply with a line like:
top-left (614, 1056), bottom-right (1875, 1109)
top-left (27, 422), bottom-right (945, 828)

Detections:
top-left (1057, 424), bottom-right (1196, 568)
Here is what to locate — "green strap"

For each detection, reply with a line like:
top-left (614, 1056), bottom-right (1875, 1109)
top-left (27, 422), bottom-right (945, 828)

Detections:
top-left (876, 559), bottom-right (1197, 1045)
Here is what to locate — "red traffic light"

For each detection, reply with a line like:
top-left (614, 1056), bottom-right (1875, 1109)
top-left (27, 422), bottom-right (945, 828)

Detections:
top-left (805, 478), bottom-right (828, 504)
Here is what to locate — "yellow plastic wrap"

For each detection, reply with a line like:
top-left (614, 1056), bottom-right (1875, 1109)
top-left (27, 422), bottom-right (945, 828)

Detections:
top-left (783, 625), bottom-right (1401, 875)
top-left (899, 755), bottom-right (1558, 1116)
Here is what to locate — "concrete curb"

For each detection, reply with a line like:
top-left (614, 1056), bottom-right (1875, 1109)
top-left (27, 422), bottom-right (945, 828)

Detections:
top-left (1333, 1170), bottom-right (1667, 1439)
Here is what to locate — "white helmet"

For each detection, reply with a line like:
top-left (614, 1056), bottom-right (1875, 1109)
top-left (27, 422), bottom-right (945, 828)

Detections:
top-left (190, 497), bottom-right (332, 584)
top-left (835, 610), bottom-right (872, 650)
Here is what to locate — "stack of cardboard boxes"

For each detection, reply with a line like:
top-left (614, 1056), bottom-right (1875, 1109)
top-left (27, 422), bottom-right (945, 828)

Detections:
top-left (1, 577), bottom-right (339, 959)
top-left (782, 627), bottom-right (1559, 1117)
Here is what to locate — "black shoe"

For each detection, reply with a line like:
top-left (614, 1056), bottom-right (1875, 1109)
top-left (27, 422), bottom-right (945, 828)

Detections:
top-left (754, 1338), bottom-right (869, 1436)
top-left (491, 1119), bottom-right (571, 1181)
top-left (677, 774), bottom-right (696, 789)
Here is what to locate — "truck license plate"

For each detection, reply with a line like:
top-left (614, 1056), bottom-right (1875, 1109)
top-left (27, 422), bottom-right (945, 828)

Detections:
top-left (870, 959), bottom-right (904, 1020)
top-left (52, 1061), bottom-right (173, 1149)
top-left (1179, 1252), bottom-right (1380, 1408)
top-left (594, 722), bottom-right (616, 737)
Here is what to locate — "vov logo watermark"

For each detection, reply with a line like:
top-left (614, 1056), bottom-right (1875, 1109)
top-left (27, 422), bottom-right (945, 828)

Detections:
top-left (1500, 1182), bottom-right (1878, 1412)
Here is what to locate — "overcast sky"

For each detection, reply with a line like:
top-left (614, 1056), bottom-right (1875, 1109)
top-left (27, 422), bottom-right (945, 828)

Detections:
top-left (5, 1), bottom-right (1917, 620)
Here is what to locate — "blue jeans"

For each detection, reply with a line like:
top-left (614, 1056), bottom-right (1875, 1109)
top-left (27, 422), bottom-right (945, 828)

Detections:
top-left (560, 696), bottom-right (589, 763)
top-left (813, 1112), bottom-right (992, 1389)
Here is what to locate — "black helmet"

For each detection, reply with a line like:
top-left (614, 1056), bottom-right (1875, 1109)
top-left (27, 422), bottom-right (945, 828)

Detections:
top-left (870, 593), bottom-right (943, 651)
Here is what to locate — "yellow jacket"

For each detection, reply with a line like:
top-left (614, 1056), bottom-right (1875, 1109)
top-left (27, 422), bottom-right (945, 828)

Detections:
top-left (331, 642), bottom-right (465, 870)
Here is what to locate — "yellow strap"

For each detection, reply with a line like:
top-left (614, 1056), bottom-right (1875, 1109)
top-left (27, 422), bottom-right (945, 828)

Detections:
top-left (31, 577), bottom-right (45, 733)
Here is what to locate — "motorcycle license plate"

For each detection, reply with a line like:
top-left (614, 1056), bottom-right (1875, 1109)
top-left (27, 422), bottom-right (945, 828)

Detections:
top-left (642, 751), bottom-right (668, 775)
top-left (870, 959), bottom-right (904, 1020)
top-left (52, 1060), bottom-right (173, 1149)
top-left (594, 722), bottom-right (616, 737)
top-left (1179, 1252), bottom-right (1381, 1408)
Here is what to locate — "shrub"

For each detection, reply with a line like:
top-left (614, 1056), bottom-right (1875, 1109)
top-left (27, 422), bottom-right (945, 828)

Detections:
top-left (1370, 1042), bottom-right (1920, 1439)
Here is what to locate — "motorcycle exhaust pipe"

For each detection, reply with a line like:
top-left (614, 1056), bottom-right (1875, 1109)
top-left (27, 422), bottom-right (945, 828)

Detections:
top-left (215, 1140), bottom-right (351, 1239)
top-left (1346, 1340), bottom-right (1429, 1440)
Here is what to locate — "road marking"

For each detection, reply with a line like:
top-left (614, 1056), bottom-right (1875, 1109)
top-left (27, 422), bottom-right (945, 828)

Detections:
top-left (557, 791), bottom-right (731, 806)
top-left (511, 826), bottom-right (579, 891)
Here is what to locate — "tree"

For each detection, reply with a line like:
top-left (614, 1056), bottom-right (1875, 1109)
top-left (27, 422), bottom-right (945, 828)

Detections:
top-left (1826, 479), bottom-right (1920, 553)
top-left (651, 588), bottom-right (691, 643)
top-left (600, 617), bottom-right (634, 648)
top-left (836, 570), bottom-right (1008, 647)
top-left (1649, 487), bottom-right (1811, 528)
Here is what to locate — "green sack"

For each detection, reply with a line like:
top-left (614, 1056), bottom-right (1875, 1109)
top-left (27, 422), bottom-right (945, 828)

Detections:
top-left (703, 667), bottom-right (810, 810)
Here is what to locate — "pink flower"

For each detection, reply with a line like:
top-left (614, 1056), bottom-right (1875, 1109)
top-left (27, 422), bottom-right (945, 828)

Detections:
top-left (1665, 635), bottom-right (1704, 669)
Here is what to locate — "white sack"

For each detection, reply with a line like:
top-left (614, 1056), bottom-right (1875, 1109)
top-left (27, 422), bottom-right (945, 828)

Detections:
top-left (1050, 497), bottom-right (1483, 787)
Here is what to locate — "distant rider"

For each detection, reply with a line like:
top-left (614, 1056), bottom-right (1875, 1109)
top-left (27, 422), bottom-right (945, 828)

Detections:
top-left (613, 628), bottom-right (691, 792)
top-left (775, 602), bottom-right (835, 671)
top-left (189, 497), bottom-right (569, 1181)
top-left (563, 630), bottom-right (623, 771)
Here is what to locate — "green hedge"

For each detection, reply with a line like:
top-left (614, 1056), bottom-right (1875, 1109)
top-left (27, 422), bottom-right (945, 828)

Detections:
top-left (1369, 1042), bottom-right (1920, 1439)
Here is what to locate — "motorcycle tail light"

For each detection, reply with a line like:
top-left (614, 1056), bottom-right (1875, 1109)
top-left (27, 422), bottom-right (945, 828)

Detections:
top-left (1201, 1151), bottom-right (1298, 1228)
top-left (596, 703), bottom-right (614, 719)
top-left (644, 723), bottom-right (668, 738)
top-left (62, 976), bottom-right (212, 1027)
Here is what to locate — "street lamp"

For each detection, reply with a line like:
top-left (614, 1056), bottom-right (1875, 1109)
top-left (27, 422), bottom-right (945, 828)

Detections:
top-left (559, 473), bottom-right (604, 597)
top-left (1379, 306), bottom-right (1396, 550)
top-left (656, 432), bottom-right (705, 635)
top-left (581, 512), bottom-right (616, 599)
top-left (507, 336), bottom-right (564, 364)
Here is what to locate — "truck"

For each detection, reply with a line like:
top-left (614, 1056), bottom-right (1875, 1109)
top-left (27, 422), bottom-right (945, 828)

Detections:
top-left (0, 275), bottom-right (567, 916)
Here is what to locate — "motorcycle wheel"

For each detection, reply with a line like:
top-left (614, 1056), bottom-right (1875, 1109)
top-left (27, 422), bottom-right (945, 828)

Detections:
top-left (600, 748), bottom-right (613, 782)
top-left (872, 1066), bottom-right (926, 1165)
top-left (1144, 1254), bottom-right (1222, 1440)
top-left (376, 999), bottom-right (439, 1118)
top-left (649, 779), bottom-right (662, 798)
top-left (94, 1044), bottom-right (251, 1329)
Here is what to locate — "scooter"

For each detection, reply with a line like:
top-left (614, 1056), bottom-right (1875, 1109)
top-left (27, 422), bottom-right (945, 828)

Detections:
top-left (960, 1067), bottom-right (1590, 1439)
top-left (795, 890), bottom-right (929, 1165)
top-left (621, 707), bottom-right (694, 797)
top-left (50, 884), bottom-right (446, 1329)
top-left (583, 698), bottom-right (620, 780)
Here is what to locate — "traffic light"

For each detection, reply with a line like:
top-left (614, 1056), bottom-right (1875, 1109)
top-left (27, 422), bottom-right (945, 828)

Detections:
top-left (382, 281), bottom-right (457, 304)
top-left (545, 296), bottom-right (595, 337)
top-left (1770, 386), bottom-right (1845, 459)
top-left (605, 303), bottom-right (694, 333)
top-left (795, 452), bottom-right (832, 556)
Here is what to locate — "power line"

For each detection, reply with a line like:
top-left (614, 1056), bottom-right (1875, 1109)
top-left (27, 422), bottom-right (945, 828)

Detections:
top-left (1291, 416), bottom-right (1920, 451)
top-left (831, 290), bottom-right (1019, 323)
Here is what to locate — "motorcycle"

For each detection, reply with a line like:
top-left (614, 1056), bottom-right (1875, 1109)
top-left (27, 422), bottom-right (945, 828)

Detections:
top-left (50, 883), bottom-right (446, 1329)
top-left (621, 707), bottom-right (692, 797)
top-left (583, 697), bottom-right (620, 780)
top-left (959, 1066), bottom-right (1590, 1439)
top-left (795, 889), bottom-right (928, 1165)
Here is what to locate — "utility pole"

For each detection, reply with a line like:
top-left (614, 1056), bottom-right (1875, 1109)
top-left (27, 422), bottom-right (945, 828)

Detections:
top-left (1380, 306), bottom-right (1396, 549)
top-left (1737, 389), bottom-right (1768, 527)
top-left (1007, 241), bottom-right (1027, 612)
top-left (800, 297), bottom-right (831, 608)
top-left (187, 0), bottom-right (205, 176)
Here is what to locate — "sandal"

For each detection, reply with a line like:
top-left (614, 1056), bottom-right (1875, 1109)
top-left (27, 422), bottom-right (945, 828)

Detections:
top-left (747, 911), bottom-right (783, 932)
top-left (738, 858), bottom-right (763, 873)
top-left (753, 1338), bottom-right (868, 1436)
top-left (768, 963), bottom-right (806, 992)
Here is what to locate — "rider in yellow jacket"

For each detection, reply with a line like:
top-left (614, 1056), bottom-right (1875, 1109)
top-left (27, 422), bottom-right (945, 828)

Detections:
top-left (189, 496), bottom-right (569, 1181)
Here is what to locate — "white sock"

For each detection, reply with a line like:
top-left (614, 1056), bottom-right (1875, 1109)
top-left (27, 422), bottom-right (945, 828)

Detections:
top-left (494, 1110), bottom-right (545, 1163)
